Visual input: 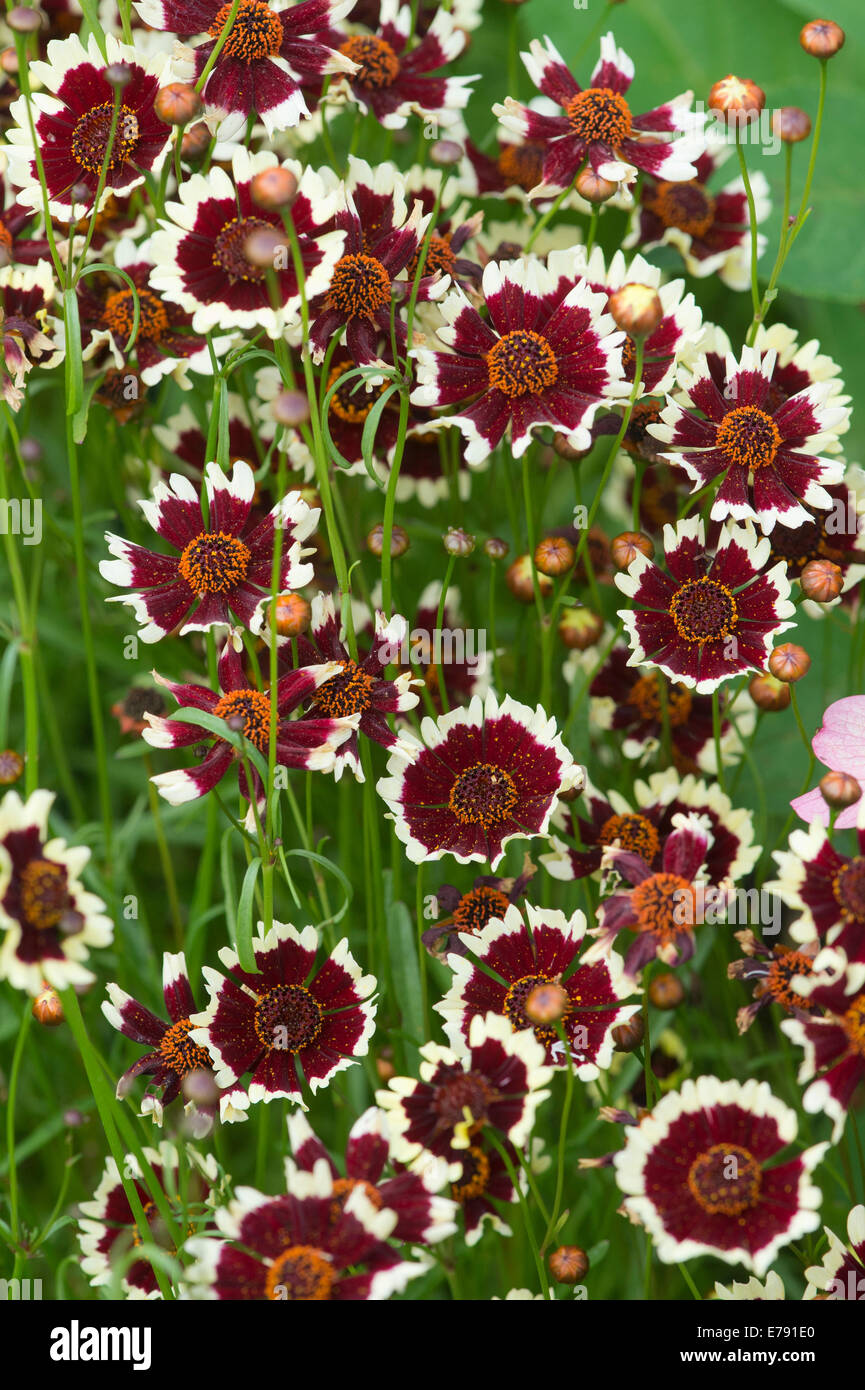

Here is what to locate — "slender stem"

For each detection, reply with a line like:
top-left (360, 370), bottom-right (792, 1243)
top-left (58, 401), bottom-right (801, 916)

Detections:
top-left (734, 125), bottom-right (761, 322)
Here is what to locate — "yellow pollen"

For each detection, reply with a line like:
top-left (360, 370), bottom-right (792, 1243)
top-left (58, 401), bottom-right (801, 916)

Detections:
top-left (452, 886), bottom-right (511, 934)
top-left (213, 688), bottom-right (272, 751)
top-left (599, 813), bottom-right (660, 863)
top-left (687, 1143), bottom-right (762, 1216)
top-left (253, 982), bottom-right (323, 1052)
top-left (159, 1018), bottom-right (211, 1076)
top-left (71, 102), bottom-right (140, 176)
top-left (448, 762), bottom-right (519, 829)
top-left (103, 286), bottom-right (169, 341)
top-left (20, 859), bottom-right (69, 931)
top-left (487, 329), bottom-right (558, 398)
top-left (178, 530), bottom-right (251, 595)
top-left (451, 1145), bottom-right (491, 1203)
top-left (716, 405), bottom-right (782, 471)
top-left (843, 997), bottom-right (865, 1058)
top-left (669, 577), bottom-right (738, 646)
top-left (503, 971), bottom-right (570, 1044)
top-left (629, 672), bottom-right (692, 728)
top-left (645, 179), bottom-right (717, 239)
top-left (339, 34), bottom-right (401, 89)
top-left (313, 660), bottom-right (375, 717)
top-left (212, 215), bottom-right (275, 283)
top-left (630, 871), bottom-right (694, 940)
top-left (265, 1245), bottom-right (335, 1301)
top-left (208, 0), bottom-right (283, 62)
top-left (327, 253), bottom-right (392, 318)
top-left (565, 87), bottom-right (632, 145)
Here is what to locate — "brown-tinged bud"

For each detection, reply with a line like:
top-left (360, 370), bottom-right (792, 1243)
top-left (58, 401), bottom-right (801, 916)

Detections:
top-left (649, 971), bottom-right (685, 1010)
top-left (64, 1109), bottom-right (87, 1127)
top-left (1, 47), bottom-right (19, 74)
top-left (429, 139), bottom-right (463, 166)
top-left (800, 557), bottom-right (843, 603)
top-left (7, 6), bottom-right (44, 33)
top-left (708, 75), bottom-right (766, 120)
top-left (32, 985), bottom-right (64, 1027)
top-left (182, 1068), bottom-right (221, 1107)
top-left (0, 749), bottom-right (24, 784)
top-left (524, 981), bottom-right (569, 1025)
top-left (19, 436), bottom-right (42, 464)
top-left (557, 606), bottom-right (604, 650)
top-left (611, 530), bottom-right (654, 569)
top-left (269, 592), bottom-right (310, 637)
top-left (549, 1246), bottom-right (589, 1284)
top-left (607, 283), bottom-right (663, 339)
top-left (105, 62), bottom-right (133, 88)
top-left (251, 165), bottom-right (299, 210)
top-left (483, 536), bottom-right (509, 561)
top-left (367, 523), bottom-right (409, 557)
top-left (772, 106), bottom-right (812, 143)
top-left (506, 554), bottom-right (553, 603)
top-left (800, 19), bottom-right (845, 57)
top-left (155, 82), bottom-right (203, 126)
top-left (749, 671), bottom-right (791, 711)
top-left (552, 431), bottom-right (591, 461)
top-left (575, 167), bottom-right (618, 204)
top-left (612, 1014), bottom-right (645, 1052)
top-left (443, 526), bottom-right (476, 557)
top-left (768, 642), bottom-right (810, 683)
top-left (534, 535), bottom-right (575, 577)
top-left (819, 770), bottom-right (862, 810)
top-left (181, 121), bottom-right (212, 161)
top-left (243, 225), bottom-right (287, 268)
top-left (69, 181), bottom-right (93, 208)
top-left (376, 1056), bottom-right (396, 1081)
top-left (270, 389), bottom-right (309, 428)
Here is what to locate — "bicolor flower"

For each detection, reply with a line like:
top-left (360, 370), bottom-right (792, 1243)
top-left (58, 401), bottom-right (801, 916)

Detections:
top-left (781, 949), bottom-right (865, 1141)
top-left (100, 460), bottom-right (318, 643)
top-left (769, 816), bottom-right (865, 962)
top-left (787, 698), bottom-right (865, 831)
top-left (0, 170), bottom-right (52, 265)
top-left (189, 921), bottom-right (377, 1106)
top-left (613, 1076), bottom-right (827, 1275)
top-left (153, 397), bottom-right (277, 480)
top-left (436, 904), bottom-right (639, 1072)
top-left (6, 33), bottom-right (171, 218)
top-left (0, 262), bottom-right (63, 409)
top-left (804, 1205), bottom-right (865, 1300)
top-left (411, 253), bottom-right (630, 465)
top-left (376, 690), bottom-right (584, 869)
top-left (0, 788), bottom-right (112, 995)
top-left (650, 347), bottom-right (847, 533)
top-left (421, 862), bottom-right (533, 959)
top-left (615, 517), bottom-right (797, 693)
top-left (728, 933), bottom-right (818, 1036)
top-left (493, 31), bottom-right (703, 199)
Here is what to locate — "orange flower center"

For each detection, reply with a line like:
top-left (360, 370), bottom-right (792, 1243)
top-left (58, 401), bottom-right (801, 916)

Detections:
top-left (688, 1143), bottom-right (762, 1216)
top-left (487, 329), bottom-right (558, 398)
top-left (716, 406), bottom-right (782, 471)
top-left (71, 102), bottom-right (140, 176)
top-left (451, 1145), bottom-right (491, 1203)
top-left (103, 286), bottom-right (169, 341)
top-left (565, 87), bottom-right (632, 145)
top-left (209, 0), bottom-right (283, 61)
top-left (339, 34), bottom-right (400, 89)
top-left (178, 530), bottom-right (251, 595)
top-left (328, 253), bottom-right (392, 318)
top-left (327, 362), bottom-right (384, 424)
top-left (645, 179), bottom-right (717, 238)
top-left (669, 577), bottom-right (738, 646)
top-left (20, 859), bottom-right (70, 931)
top-left (408, 233), bottom-right (457, 282)
top-left (452, 886), bottom-right (511, 934)
top-left (629, 672), bottom-right (693, 727)
top-left (212, 215), bottom-right (275, 282)
top-left (764, 950), bottom-right (815, 1012)
top-left (843, 996), bottom-right (865, 1058)
top-left (313, 660), bottom-right (375, 717)
top-left (630, 871), bottom-right (694, 941)
top-left (599, 813), bottom-right (660, 863)
top-left (832, 859), bottom-right (865, 922)
top-left (265, 1245), bottom-right (334, 1300)
top-left (448, 762), bottom-right (519, 829)
top-left (159, 1018), bottom-right (211, 1076)
top-left (213, 688), bottom-right (272, 751)
top-left (504, 971), bottom-right (571, 1042)
top-left (497, 141), bottom-right (545, 191)
top-left (253, 983), bottom-right (323, 1052)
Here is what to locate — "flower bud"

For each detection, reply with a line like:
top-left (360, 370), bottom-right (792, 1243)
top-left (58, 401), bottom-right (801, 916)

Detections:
top-left (154, 82), bottom-right (203, 126)
top-left (749, 671), bottom-right (791, 711)
top-left (483, 536), bottom-right (509, 561)
top-left (524, 981), bottom-right (569, 1025)
top-left (575, 168), bottom-right (618, 204)
top-left (443, 526), bottom-right (476, 557)
top-left (32, 985), bottom-right (64, 1027)
top-left (649, 971), bottom-right (684, 1010)
top-left (367, 523), bottom-right (409, 557)
top-left (270, 389), bottom-right (309, 428)
top-left (607, 283), bottom-right (663, 338)
top-left (181, 121), bottom-right (212, 161)
top-left (800, 19), bottom-right (845, 58)
top-left (800, 557), bottom-right (842, 603)
top-left (611, 530), bottom-right (654, 569)
top-left (768, 642), bottom-right (810, 683)
top-left (105, 63), bottom-right (134, 89)
top-left (708, 75), bottom-right (766, 120)
top-left (376, 1056), bottom-right (396, 1081)
top-left (551, 431), bottom-right (591, 461)
top-left (1, 47), bottom-right (19, 75)
top-left (612, 1014), bottom-right (645, 1052)
top-left (772, 106), bottom-right (812, 143)
top-left (534, 535), bottom-right (575, 577)
top-left (0, 749), bottom-right (24, 784)
top-left (819, 770), bottom-right (862, 810)
top-left (251, 166), bottom-right (299, 210)
top-left (549, 1246), bottom-right (589, 1284)
top-left (429, 139), bottom-right (463, 166)
top-left (19, 436), bottom-right (42, 464)
top-left (243, 225), bottom-right (287, 269)
top-left (557, 606), bottom-right (604, 650)
top-left (506, 554), bottom-right (552, 603)
top-left (7, 7), bottom-right (44, 33)
top-left (269, 592), bottom-right (310, 637)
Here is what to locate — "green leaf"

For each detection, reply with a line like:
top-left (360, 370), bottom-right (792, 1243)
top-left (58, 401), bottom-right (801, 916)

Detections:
top-left (361, 383), bottom-right (401, 490)
top-left (236, 856), bottom-right (262, 973)
top-left (386, 897), bottom-right (424, 1068)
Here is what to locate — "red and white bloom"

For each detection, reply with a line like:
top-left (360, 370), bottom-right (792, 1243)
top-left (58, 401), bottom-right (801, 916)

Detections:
top-left (769, 817), bottom-right (865, 961)
top-left (149, 149), bottom-right (345, 337)
top-left (0, 263), bottom-right (63, 409)
top-left (650, 346), bottom-right (847, 533)
top-left (137, 0), bottom-right (358, 134)
top-left (189, 921), bottom-right (377, 1106)
top-left (616, 517), bottom-right (797, 692)
top-left (494, 31), bottom-right (704, 199)
top-left (411, 253), bottom-right (630, 465)
top-left (6, 34), bottom-right (172, 218)
top-left (376, 690), bottom-right (584, 869)
top-left (100, 460), bottom-right (318, 643)
top-left (781, 948), bottom-right (865, 1141)
top-left (804, 1205), bottom-right (865, 1300)
top-left (613, 1076), bottom-right (827, 1275)
top-left (714, 1271), bottom-right (786, 1301)
top-left (437, 904), bottom-right (639, 1073)
top-left (0, 788), bottom-right (112, 995)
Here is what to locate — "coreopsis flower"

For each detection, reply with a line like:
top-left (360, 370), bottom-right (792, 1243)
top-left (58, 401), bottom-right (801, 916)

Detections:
top-left (728, 933), bottom-right (818, 1035)
top-left (309, 157), bottom-right (445, 367)
top-left (100, 460), bottom-right (318, 644)
top-left (376, 690), bottom-right (584, 869)
top-left (351, 0), bottom-right (482, 35)
top-left (281, 592), bottom-right (419, 780)
top-left (102, 950), bottom-right (249, 1134)
top-left (781, 949), bottom-right (865, 1141)
top-left (0, 171), bottom-right (52, 265)
top-left (318, 0), bottom-right (475, 130)
top-left (287, 1107), bottom-right (457, 1245)
top-left (184, 1158), bottom-right (424, 1299)
top-left (136, 0), bottom-right (357, 134)
top-left (6, 34), bottom-right (172, 219)
top-left (403, 581), bottom-right (491, 714)
top-left (624, 145), bottom-right (771, 291)
top-left (403, 168), bottom-right (483, 289)
top-left (149, 149), bottom-right (345, 337)
top-left (463, 130), bottom-right (548, 203)
top-left (542, 769), bottom-right (760, 888)
top-left (0, 262), bottom-right (63, 408)
top-left (584, 642), bottom-right (751, 773)
top-left (421, 861), bottom-right (533, 958)
top-left (0, 788), bottom-right (112, 995)
top-left (786, 697), bottom-right (865, 830)
top-left (437, 904), bottom-right (639, 1072)
top-left (615, 517), bottom-right (797, 693)
top-left (377, 1011), bottom-right (552, 1166)
top-left (189, 920), bottom-right (377, 1106)
top-left (493, 31), bottom-right (704, 200)
top-left (769, 816), bottom-right (865, 960)
top-left (766, 480), bottom-right (865, 614)
top-left (714, 1271), bottom-right (786, 1300)
top-left (154, 397), bottom-right (277, 481)
top-left (650, 347), bottom-right (847, 533)
top-left (111, 686), bottom-right (167, 736)
top-left (449, 1132), bottom-right (523, 1245)
top-left (78, 1142), bottom-right (218, 1298)
top-left (614, 1076), bottom-right (827, 1275)
top-left (591, 813), bottom-right (712, 975)
top-left (142, 641), bottom-right (357, 807)
top-left (804, 1205), bottom-right (865, 1301)
top-left (411, 253), bottom-right (630, 465)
